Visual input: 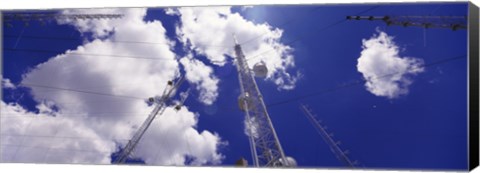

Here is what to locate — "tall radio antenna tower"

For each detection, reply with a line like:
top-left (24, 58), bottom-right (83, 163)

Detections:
top-left (113, 76), bottom-right (189, 164)
top-left (233, 35), bottom-right (295, 167)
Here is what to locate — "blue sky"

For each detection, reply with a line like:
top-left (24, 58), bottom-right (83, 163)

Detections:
top-left (1, 2), bottom-right (469, 170)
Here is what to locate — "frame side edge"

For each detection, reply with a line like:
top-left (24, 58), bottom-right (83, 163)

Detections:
top-left (468, 1), bottom-right (479, 171)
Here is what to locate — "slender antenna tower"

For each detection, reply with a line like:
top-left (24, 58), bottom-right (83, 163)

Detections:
top-left (3, 13), bottom-right (123, 27)
top-left (346, 15), bottom-right (467, 30)
top-left (114, 76), bottom-right (187, 164)
top-left (233, 36), bottom-right (293, 167)
top-left (300, 104), bottom-right (359, 168)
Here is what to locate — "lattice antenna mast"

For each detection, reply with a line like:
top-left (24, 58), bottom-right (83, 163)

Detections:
top-left (114, 76), bottom-right (186, 164)
top-left (346, 15), bottom-right (467, 31)
top-left (3, 13), bottom-right (123, 27)
top-left (300, 104), bottom-right (359, 168)
top-left (233, 37), bottom-right (290, 167)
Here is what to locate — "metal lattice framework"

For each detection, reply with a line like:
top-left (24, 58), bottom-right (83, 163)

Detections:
top-left (300, 104), bottom-right (359, 168)
top-left (114, 76), bottom-right (185, 164)
top-left (3, 13), bottom-right (123, 27)
top-left (346, 15), bottom-right (467, 30)
top-left (233, 38), bottom-right (289, 167)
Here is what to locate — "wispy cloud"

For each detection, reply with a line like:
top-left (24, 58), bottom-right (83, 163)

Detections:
top-left (180, 55), bottom-right (219, 105)
top-left (2, 78), bottom-right (16, 89)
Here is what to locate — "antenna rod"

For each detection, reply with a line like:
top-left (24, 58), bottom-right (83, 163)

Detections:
top-left (3, 13), bottom-right (124, 27)
top-left (300, 104), bottom-right (358, 168)
top-left (346, 15), bottom-right (467, 31)
top-left (233, 33), bottom-right (239, 45)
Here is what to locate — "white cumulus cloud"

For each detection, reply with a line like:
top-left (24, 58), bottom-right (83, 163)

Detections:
top-left (1, 8), bottom-right (224, 165)
top-left (357, 30), bottom-right (424, 99)
top-left (1, 101), bottom-right (115, 164)
top-left (168, 7), bottom-right (301, 90)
